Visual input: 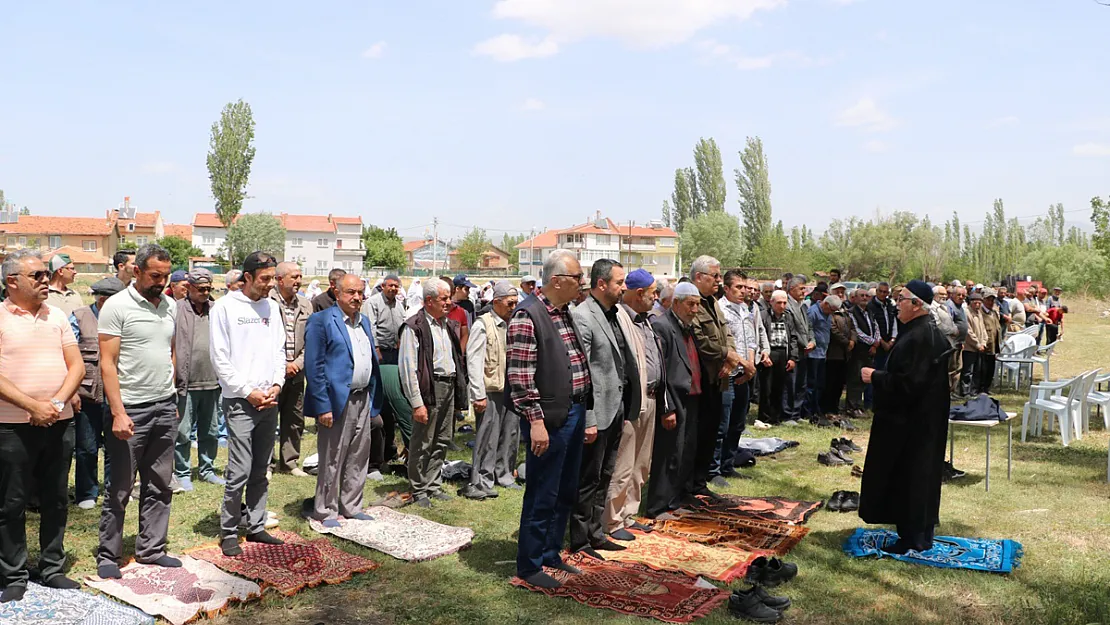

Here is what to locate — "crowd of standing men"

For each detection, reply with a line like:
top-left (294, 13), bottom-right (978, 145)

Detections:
top-left (0, 241), bottom-right (1070, 601)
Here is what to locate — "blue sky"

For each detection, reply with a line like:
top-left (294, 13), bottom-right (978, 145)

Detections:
top-left (3, 0), bottom-right (1109, 242)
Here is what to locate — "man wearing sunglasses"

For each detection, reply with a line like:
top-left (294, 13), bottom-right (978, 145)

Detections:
top-left (0, 249), bottom-right (86, 601)
top-left (45, 253), bottom-right (82, 316)
top-left (172, 269), bottom-right (225, 493)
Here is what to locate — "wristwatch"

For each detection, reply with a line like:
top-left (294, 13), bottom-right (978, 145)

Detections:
top-left (50, 398), bottom-right (65, 412)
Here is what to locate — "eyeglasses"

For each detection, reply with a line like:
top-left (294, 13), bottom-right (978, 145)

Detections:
top-left (698, 272), bottom-right (722, 280)
top-left (553, 273), bottom-right (584, 281)
top-left (896, 295), bottom-right (918, 303)
top-left (22, 270), bottom-right (49, 281)
top-left (194, 286), bottom-right (213, 294)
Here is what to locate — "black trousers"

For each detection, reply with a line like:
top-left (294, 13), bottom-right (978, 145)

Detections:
top-left (822, 359), bottom-right (848, 415)
top-left (960, 351), bottom-right (980, 396)
top-left (0, 419), bottom-right (75, 589)
top-left (1045, 325), bottom-right (1059, 345)
top-left (645, 395), bottom-right (699, 518)
top-left (846, 348), bottom-right (872, 412)
top-left (569, 419), bottom-right (623, 551)
top-left (976, 353), bottom-right (996, 394)
top-left (758, 348), bottom-right (788, 424)
top-left (690, 388), bottom-right (722, 493)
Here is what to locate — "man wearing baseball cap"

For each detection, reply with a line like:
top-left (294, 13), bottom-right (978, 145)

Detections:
top-left (172, 268), bottom-right (225, 493)
top-left (166, 270), bottom-right (188, 301)
top-left (519, 275), bottom-right (538, 303)
top-left (46, 253), bottom-right (82, 315)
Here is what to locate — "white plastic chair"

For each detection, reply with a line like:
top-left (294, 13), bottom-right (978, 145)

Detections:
top-left (996, 343), bottom-right (1037, 389)
top-left (1084, 370), bottom-right (1110, 431)
top-left (1022, 371), bottom-right (1089, 446)
top-left (1030, 341), bottom-right (1058, 383)
top-left (1076, 370), bottom-right (1101, 435)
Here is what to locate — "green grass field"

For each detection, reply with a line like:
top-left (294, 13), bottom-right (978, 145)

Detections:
top-left (33, 292), bottom-right (1110, 624)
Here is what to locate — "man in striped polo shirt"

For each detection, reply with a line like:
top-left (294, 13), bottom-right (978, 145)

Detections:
top-left (0, 249), bottom-right (85, 602)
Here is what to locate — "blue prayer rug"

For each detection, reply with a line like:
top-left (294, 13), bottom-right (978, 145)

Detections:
top-left (843, 528), bottom-right (1023, 574)
top-left (0, 582), bottom-right (154, 625)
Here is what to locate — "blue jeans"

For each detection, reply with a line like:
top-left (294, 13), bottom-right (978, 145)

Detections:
top-left (74, 400), bottom-right (110, 502)
top-left (806, 357), bottom-right (826, 417)
top-left (516, 403), bottom-right (585, 578)
top-left (864, 350), bottom-right (890, 409)
top-left (175, 389), bottom-right (221, 480)
top-left (711, 381), bottom-right (751, 477)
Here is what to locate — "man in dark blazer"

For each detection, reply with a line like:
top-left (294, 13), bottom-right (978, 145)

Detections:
top-left (312, 268), bottom-right (346, 313)
top-left (303, 274), bottom-right (383, 526)
top-left (758, 290), bottom-right (800, 425)
top-left (645, 282), bottom-right (704, 517)
top-left (569, 259), bottom-right (641, 558)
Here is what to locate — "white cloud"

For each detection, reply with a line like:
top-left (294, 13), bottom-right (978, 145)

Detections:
top-left (862, 139), bottom-right (887, 153)
top-left (988, 115), bottom-right (1019, 128)
top-left (522, 97), bottom-right (546, 111)
top-left (478, 0), bottom-right (785, 57)
top-left (1073, 142), bottom-right (1110, 157)
top-left (836, 97), bottom-right (898, 132)
top-left (141, 161), bottom-right (177, 175)
top-left (362, 41), bottom-right (387, 59)
top-left (696, 39), bottom-right (820, 70)
top-left (473, 34), bottom-right (559, 62)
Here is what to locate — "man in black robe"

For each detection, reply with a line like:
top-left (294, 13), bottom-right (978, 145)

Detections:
top-left (858, 280), bottom-right (951, 554)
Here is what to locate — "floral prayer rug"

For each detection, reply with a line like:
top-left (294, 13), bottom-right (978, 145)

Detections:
top-left (694, 494), bottom-right (823, 525)
top-left (605, 530), bottom-right (761, 582)
top-left (187, 529), bottom-right (379, 596)
top-left (84, 557), bottom-right (261, 625)
top-left (648, 512), bottom-right (809, 556)
top-left (843, 528), bottom-right (1024, 574)
top-left (510, 552), bottom-right (729, 623)
top-left (308, 506), bottom-right (474, 562)
top-left (0, 582), bottom-right (153, 625)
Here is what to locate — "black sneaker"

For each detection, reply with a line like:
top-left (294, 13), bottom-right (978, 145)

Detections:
top-left (831, 438), bottom-right (854, 455)
top-left (746, 556), bottom-right (798, 587)
top-left (728, 588), bottom-right (784, 623)
top-left (750, 585), bottom-right (791, 611)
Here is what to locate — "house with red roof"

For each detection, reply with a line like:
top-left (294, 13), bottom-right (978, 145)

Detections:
top-left (515, 213), bottom-right (678, 279)
top-left (191, 212), bottom-right (366, 275)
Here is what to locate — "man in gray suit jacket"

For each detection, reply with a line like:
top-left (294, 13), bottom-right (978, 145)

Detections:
top-left (569, 259), bottom-right (642, 558)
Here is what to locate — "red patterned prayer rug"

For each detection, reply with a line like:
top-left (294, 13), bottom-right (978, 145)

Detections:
top-left (186, 530), bottom-right (378, 596)
top-left (694, 494), bottom-right (823, 525)
top-left (648, 513), bottom-right (809, 556)
top-left (510, 552), bottom-right (729, 623)
top-left (605, 530), bottom-right (762, 583)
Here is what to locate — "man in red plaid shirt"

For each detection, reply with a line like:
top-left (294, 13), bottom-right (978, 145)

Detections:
top-left (508, 249), bottom-right (593, 589)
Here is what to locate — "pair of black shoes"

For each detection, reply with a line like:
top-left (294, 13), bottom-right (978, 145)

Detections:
top-left (458, 484), bottom-right (499, 500)
top-left (729, 586), bottom-right (790, 623)
top-left (941, 461), bottom-right (966, 482)
top-left (827, 490), bottom-right (859, 513)
top-left (833, 438), bottom-right (862, 453)
top-left (744, 556), bottom-right (798, 587)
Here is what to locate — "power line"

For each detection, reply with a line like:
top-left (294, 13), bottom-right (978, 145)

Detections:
top-left (957, 207), bottom-right (1089, 226)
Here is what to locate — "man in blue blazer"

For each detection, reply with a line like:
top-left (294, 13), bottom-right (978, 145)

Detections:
top-left (304, 274), bottom-right (383, 527)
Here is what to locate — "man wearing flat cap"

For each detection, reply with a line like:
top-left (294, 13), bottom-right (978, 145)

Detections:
top-left (70, 276), bottom-right (126, 510)
top-left (858, 280), bottom-right (952, 554)
top-left (46, 253), bottom-right (82, 315)
top-left (173, 268), bottom-right (225, 492)
top-left (460, 280), bottom-right (520, 500)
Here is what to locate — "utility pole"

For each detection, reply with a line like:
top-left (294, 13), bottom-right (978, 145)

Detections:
top-left (432, 216), bottom-right (439, 273)
top-left (529, 227), bottom-right (535, 277)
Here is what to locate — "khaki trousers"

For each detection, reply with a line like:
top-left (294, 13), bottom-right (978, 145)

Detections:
top-left (604, 396), bottom-right (656, 533)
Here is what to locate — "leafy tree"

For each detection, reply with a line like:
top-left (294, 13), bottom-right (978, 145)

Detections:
top-left (19, 207), bottom-right (29, 216)
top-left (671, 168), bottom-right (694, 232)
top-left (455, 227), bottom-right (492, 270)
top-left (155, 236), bottom-right (204, 269)
top-left (678, 211), bottom-right (743, 269)
top-left (661, 200), bottom-right (672, 228)
top-left (735, 136), bottom-right (773, 259)
top-left (362, 225), bottom-right (406, 270)
top-left (693, 137), bottom-right (726, 213)
top-left (223, 213), bottom-right (284, 266)
top-left (1018, 244), bottom-right (1109, 296)
top-left (1092, 196), bottom-right (1110, 262)
top-left (207, 99), bottom-right (257, 263)
top-left (499, 233), bottom-right (528, 271)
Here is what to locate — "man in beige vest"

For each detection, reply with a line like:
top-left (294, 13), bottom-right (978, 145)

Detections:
top-left (460, 280), bottom-right (519, 500)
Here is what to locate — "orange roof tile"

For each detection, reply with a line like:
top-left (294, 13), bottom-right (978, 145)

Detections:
top-left (332, 216), bottom-right (362, 225)
top-left (515, 230), bottom-right (559, 249)
top-left (404, 239), bottom-right (431, 252)
top-left (280, 213), bottom-right (335, 233)
top-left (164, 224), bottom-right (193, 239)
top-left (44, 246), bottom-right (111, 266)
top-left (0, 215), bottom-right (115, 236)
top-left (514, 218), bottom-right (676, 249)
top-left (192, 213), bottom-right (231, 228)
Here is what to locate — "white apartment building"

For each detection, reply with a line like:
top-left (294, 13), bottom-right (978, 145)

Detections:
top-left (192, 212), bottom-right (366, 275)
top-left (517, 215), bottom-right (679, 279)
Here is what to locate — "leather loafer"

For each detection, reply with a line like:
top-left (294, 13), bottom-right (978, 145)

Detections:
top-left (728, 588), bottom-right (784, 623)
top-left (610, 528), bottom-right (636, 541)
top-left (593, 539), bottom-right (627, 552)
top-left (840, 491), bottom-right (860, 512)
top-left (826, 491), bottom-right (845, 512)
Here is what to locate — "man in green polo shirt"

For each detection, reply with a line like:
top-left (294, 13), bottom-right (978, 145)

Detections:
top-left (95, 243), bottom-right (181, 579)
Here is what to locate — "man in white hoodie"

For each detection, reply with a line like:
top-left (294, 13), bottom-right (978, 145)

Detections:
top-left (209, 251), bottom-right (288, 556)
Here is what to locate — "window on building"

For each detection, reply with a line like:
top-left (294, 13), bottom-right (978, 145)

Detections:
top-left (6, 237), bottom-right (16, 247)
top-left (291, 237), bottom-right (303, 247)
top-left (136, 236), bottom-right (149, 246)
top-left (336, 239), bottom-right (343, 249)
top-left (595, 234), bottom-right (610, 246)
top-left (203, 233), bottom-right (215, 245)
top-left (83, 240), bottom-right (97, 252)
top-left (18, 237), bottom-right (27, 247)
top-left (316, 260), bottom-right (329, 272)
top-left (317, 238), bottom-right (328, 248)
top-left (127, 223), bottom-right (135, 232)
top-left (519, 249), bottom-right (529, 261)
top-left (48, 235), bottom-right (62, 249)
top-left (658, 237), bottom-right (675, 247)
top-left (564, 233), bottom-right (584, 244)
